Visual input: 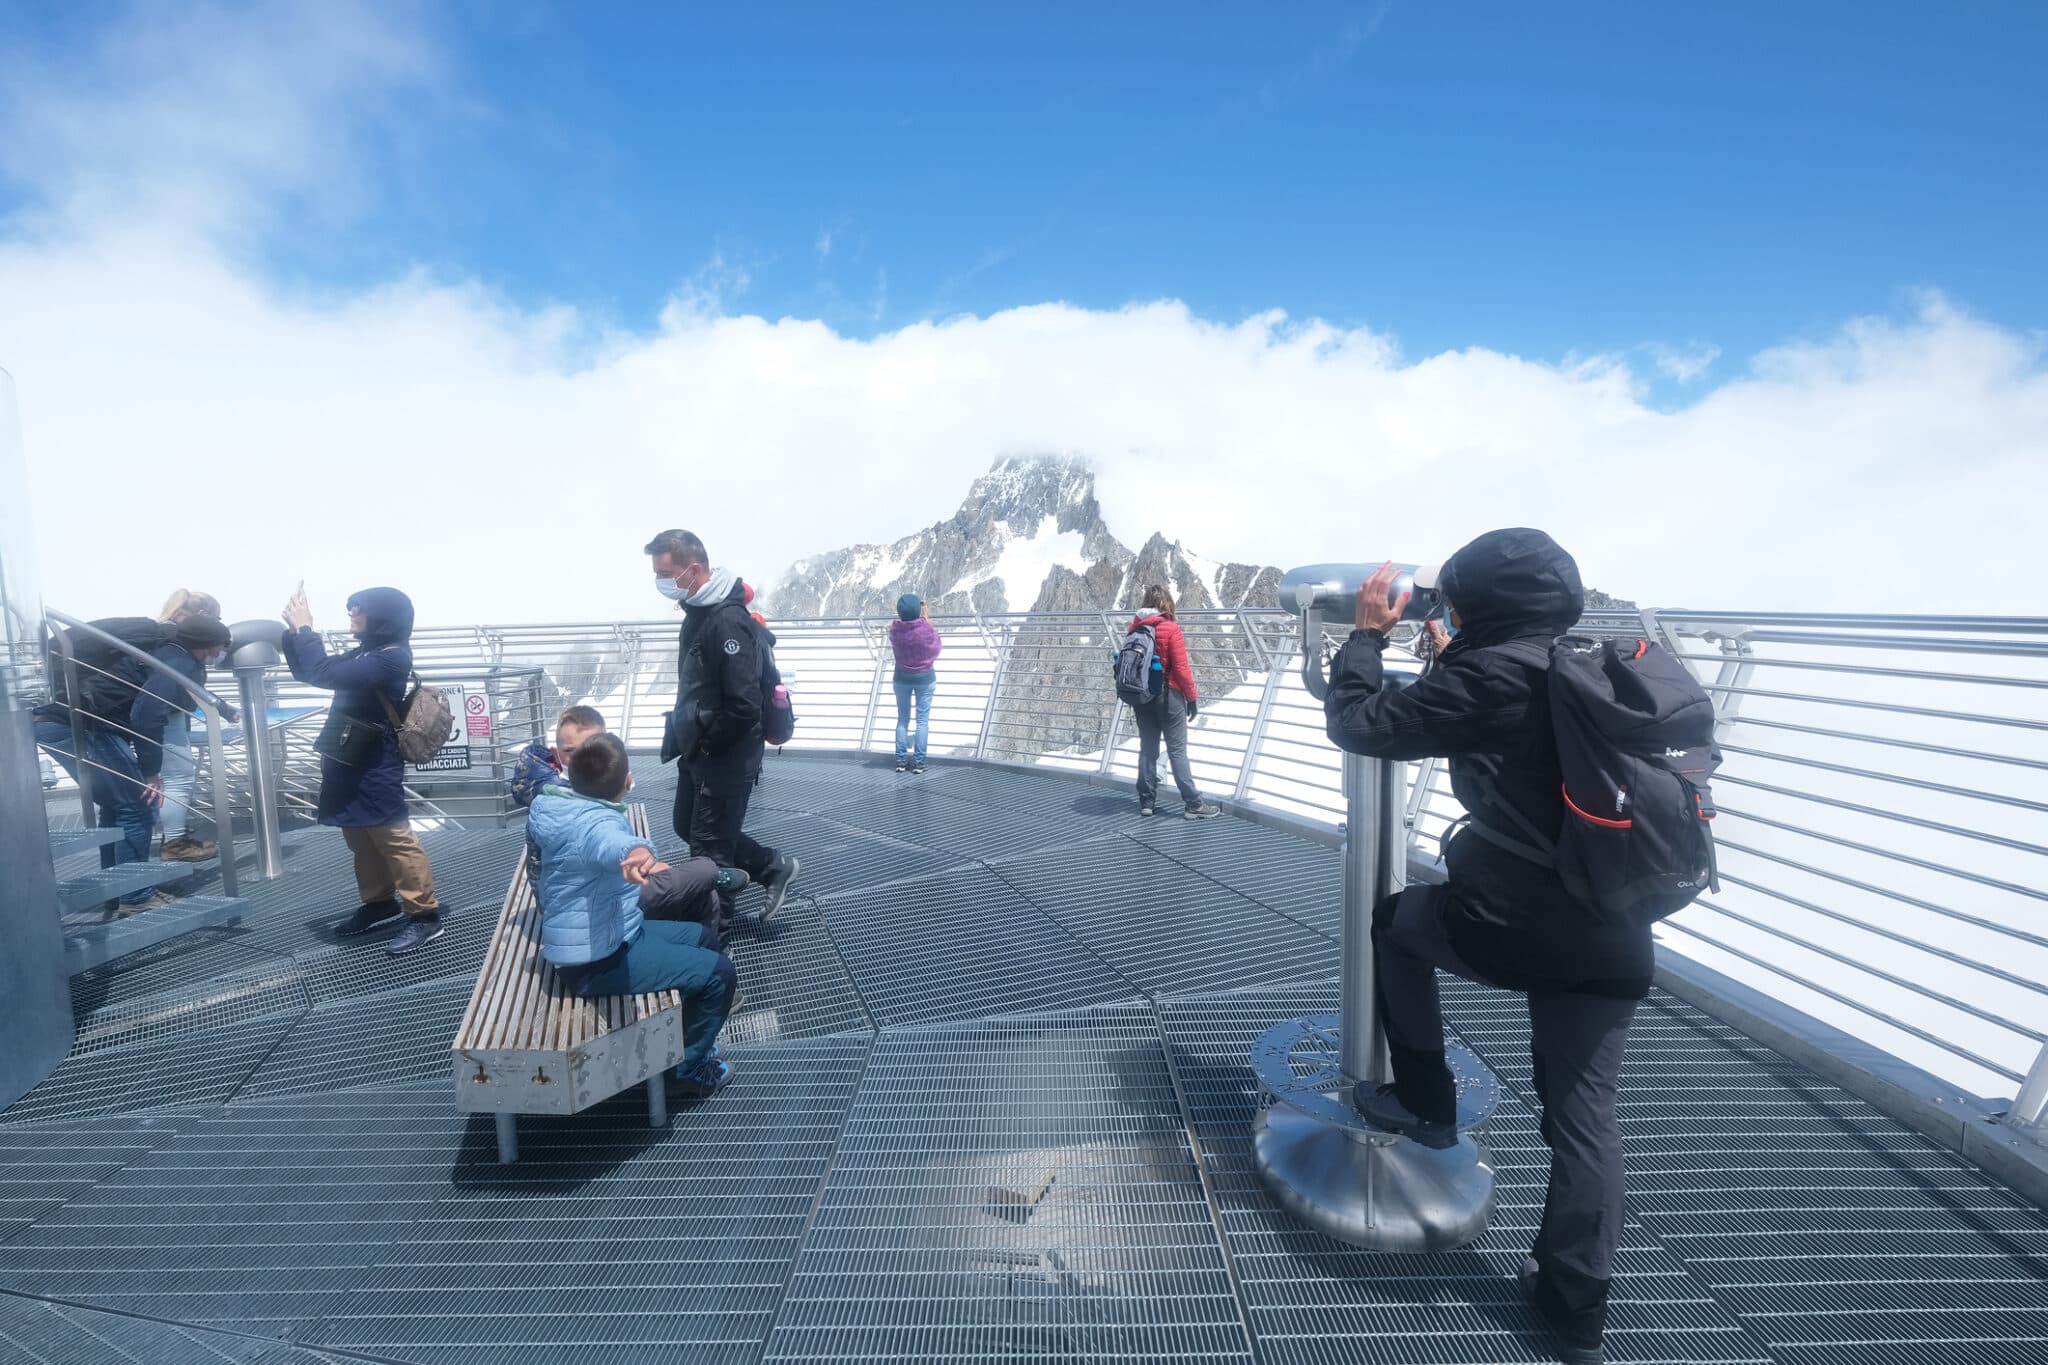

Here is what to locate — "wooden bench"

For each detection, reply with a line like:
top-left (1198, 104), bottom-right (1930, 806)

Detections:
top-left (451, 804), bottom-right (686, 1162)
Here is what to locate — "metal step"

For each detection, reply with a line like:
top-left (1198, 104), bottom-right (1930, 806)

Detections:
top-left (55, 862), bottom-right (193, 915)
top-left (48, 827), bottom-right (128, 857)
top-left (63, 895), bottom-right (247, 976)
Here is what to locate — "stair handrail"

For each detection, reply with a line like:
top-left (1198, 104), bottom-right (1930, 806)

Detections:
top-left (43, 609), bottom-right (242, 897)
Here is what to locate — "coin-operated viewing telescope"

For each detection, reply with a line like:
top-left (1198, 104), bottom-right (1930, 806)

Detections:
top-left (1247, 562), bottom-right (1499, 1250)
top-left (1278, 563), bottom-right (1447, 702)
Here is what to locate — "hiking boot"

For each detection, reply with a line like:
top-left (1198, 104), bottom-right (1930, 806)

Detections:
top-left (671, 1055), bottom-right (732, 1099)
top-left (895, 758), bottom-right (911, 773)
top-left (759, 856), bottom-right (801, 923)
top-left (117, 890), bottom-right (179, 917)
top-left (1182, 802), bottom-right (1222, 821)
top-left (1139, 802), bottom-right (1155, 818)
top-left (1352, 1083), bottom-right (1458, 1149)
top-left (1519, 1259), bottom-right (1606, 1364)
top-left (160, 836), bottom-right (217, 863)
top-left (385, 914), bottom-right (446, 956)
top-left (337, 899), bottom-right (405, 937)
top-left (714, 867), bottom-right (751, 895)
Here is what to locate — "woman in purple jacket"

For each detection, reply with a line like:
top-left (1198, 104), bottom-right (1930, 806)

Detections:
top-left (888, 593), bottom-right (942, 773)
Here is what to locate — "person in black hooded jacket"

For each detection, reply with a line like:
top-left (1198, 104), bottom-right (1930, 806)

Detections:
top-left (281, 585), bottom-right (446, 956)
top-left (1323, 529), bottom-right (1638, 1365)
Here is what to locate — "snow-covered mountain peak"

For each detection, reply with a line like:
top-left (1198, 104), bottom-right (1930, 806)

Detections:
top-left (761, 454), bottom-right (1280, 618)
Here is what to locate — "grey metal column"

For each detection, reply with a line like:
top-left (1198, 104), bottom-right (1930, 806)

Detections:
top-left (0, 367), bottom-right (74, 1107)
top-left (1248, 566), bottom-right (1498, 1251)
top-left (229, 621), bottom-right (286, 880)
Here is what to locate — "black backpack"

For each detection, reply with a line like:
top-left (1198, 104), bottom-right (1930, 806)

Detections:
top-left (45, 617), bottom-right (168, 724)
top-left (746, 615), bottom-right (795, 747)
top-left (1475, 635), bottom-right (1721, 928)
top-left (1113, 623), bottom-right (1165, 706)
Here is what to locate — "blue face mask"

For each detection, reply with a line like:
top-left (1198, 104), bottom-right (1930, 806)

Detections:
top-left (656, 576), bottom-right (686, 602)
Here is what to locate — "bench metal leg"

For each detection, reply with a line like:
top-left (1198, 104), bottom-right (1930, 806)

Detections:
top-left (495, 1112), bottom-right (518, 1164)
top-left (647, 1074), bottom-right (668, 1128)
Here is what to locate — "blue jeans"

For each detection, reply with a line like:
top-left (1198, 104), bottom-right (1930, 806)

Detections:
top-left (34, 717), bottom-right (157, 903)
top-left (159, 710), bottom-right (194, 840)
top-left (567, 921), bottom-right (736, 1074)
top-left (894, 670), bottom-right (935, 762)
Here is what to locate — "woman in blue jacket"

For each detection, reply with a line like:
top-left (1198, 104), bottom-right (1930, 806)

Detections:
top-left (280, 585), bottom-right (445, 956)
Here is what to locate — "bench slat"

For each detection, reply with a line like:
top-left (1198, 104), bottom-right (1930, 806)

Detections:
top-left (454, 801), bottom-right (691, 1125)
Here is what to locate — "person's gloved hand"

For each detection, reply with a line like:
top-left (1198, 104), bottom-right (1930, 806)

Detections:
top-left (1186, 699), bottom-right (1199, 721)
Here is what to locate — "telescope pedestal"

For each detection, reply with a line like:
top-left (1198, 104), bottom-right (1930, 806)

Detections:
top-left (1250, 1014), bottom-right (1498, 1250)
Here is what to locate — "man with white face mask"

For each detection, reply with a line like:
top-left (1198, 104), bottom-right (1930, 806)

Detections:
top-left (647, 528), bottom-right (802, 932)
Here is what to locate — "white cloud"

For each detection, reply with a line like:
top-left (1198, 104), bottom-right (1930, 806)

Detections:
top-left (1650, 340), bottom-right (1721, 384)
top-left (0, 3), bottom-right (2042, 630)
top-left (0, 0), bottom-right (441, 240)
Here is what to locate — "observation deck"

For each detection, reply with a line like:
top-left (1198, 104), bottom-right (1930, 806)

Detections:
top-left (3, 604), bottom-right (2046, 1365)
top-left (3, 747), bottom-right (2046, 1364)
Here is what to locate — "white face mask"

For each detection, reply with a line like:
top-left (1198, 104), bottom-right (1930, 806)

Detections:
top-left (655, 576), bottom-right (687, 602)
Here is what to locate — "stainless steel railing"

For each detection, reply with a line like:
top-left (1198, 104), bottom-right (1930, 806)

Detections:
top-left (38, 611), bottom-right (243, 896)
top-left (365, 606), bottom-right (2045, 1110)
top-left (31, 603), bottom-right (2042, 1109)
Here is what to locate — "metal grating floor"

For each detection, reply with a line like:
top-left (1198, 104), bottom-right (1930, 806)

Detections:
top-left (763, 1009), bottom-right (1254, 1363)
top-left (2, 756), bottom-right (2044, 1363)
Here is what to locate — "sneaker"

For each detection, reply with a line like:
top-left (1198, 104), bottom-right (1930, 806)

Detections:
top-left (337, 899), bottom-right (404, 937)
top-left (385, 914), bottom-right (446, 956)
top-left (759, 856), bottom-right (800, 923)
top-left (1139, 802), bottom-right (1155, 818)
top-left (1352, 1083), bottom-right (1458, 1149)
top-left (912, 760), bottom-right (927, 774)
top-left (117, 890), bottom-right (179, 917)
top-left (671, 1056), bottom-right (732, 1099)
top-left (714, 866), bottom-right (751, 895)
top-left (895, 759), bottom-right (911, 773)
top-left (1182, 802), bottom-right (1222, 821)
top-left (1519, 1259), bottom-right (1605, 1364)
top-left (160, 836), bottom-right (218, 863)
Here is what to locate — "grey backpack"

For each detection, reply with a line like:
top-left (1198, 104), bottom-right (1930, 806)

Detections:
top-left (378, 669), bottom-right (455, 765)
top-left (1113, 623), bottom-right (1165, 706)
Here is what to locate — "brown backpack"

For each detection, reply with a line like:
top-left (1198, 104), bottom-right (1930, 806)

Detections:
top-left (378, 670), bottom-right (456, 764)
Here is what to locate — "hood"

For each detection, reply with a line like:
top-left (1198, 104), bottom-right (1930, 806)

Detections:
top-left (346, 587), bottom-right (415, 648)
top-left (1437, 529), bottom-right (1583, 647)
top-left (1131, 613), bottom-right (1170, 630)
top-left (684, 566), bottom-right (742, 609)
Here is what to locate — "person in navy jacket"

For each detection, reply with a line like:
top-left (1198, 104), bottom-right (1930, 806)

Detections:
top-left (280, 584), bottom-right (445, 955)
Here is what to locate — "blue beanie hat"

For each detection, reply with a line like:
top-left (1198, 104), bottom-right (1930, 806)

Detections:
top-left (896, 593), bottom-right (922, 621)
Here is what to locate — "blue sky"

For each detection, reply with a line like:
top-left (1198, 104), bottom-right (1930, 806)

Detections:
top-left (0, 1), bottom-right (2043, 620)
top-left (6, 1), bottom-right (2044, 375)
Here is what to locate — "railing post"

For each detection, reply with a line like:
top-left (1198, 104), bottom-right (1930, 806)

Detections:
top-left (228, 623), bottom-right (287, 881)
top-left (1096, 613), bottom-right (1124, 777)
top-left (2013, 1042), bottom-right (2048, 1137)
top-left (196, 700), bottom-right (239, 897)
top-left (856, 620), bottom-right (887, 754)
top-left (54, 636), bottom-right (97, 828)
top-left (1232, 661), bottom-right (1287, 802)
top-left (975, 618), bottom-right (1010, 760)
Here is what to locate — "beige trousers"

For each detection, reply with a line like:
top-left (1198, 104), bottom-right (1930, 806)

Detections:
top-left (342, 824), bottom-right (441, 916)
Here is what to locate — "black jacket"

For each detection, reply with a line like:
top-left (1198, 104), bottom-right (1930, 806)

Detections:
top-left (130, 643), bottom-right (206, 778)
top-left (672, 580), bottom-right (768, 763)
top-left (1323, 528), bottom-right (1652, 997)
top-left (37, 617), bottom-right (171, 731)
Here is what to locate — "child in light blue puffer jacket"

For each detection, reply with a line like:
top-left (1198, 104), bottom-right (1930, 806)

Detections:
top-left (526, 733), bottom-right (745, 1096)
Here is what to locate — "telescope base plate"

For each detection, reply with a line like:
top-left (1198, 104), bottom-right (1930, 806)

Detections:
top-left (1253, 1100), bottom-right (1496, 1251)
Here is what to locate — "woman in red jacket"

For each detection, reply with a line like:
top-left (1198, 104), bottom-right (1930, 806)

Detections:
top-left (1128, 586), bottom-right (1220, 819)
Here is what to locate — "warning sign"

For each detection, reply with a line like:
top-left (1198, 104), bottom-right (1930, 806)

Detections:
top-left (413, 688), bottom-right (474, 771)
top-left (464, 692), bottom-right (493, 739)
